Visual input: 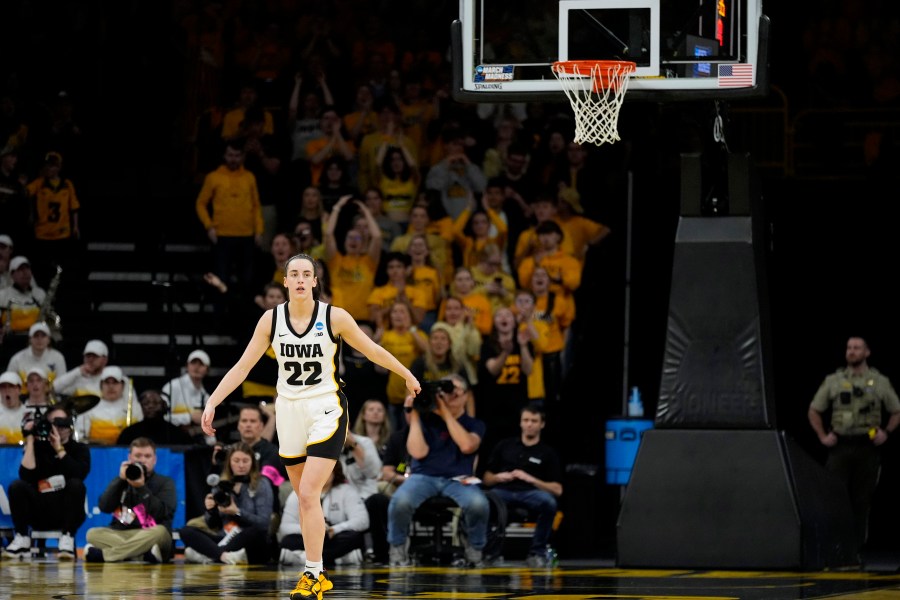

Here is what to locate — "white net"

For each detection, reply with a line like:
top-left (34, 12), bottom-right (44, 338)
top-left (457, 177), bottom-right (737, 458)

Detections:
top-left (552, 61), bottom-right (635, 146)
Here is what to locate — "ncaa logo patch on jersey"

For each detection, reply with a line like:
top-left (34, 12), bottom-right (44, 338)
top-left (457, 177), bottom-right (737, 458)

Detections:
top-left (315, 322), bottom-right (324, 331)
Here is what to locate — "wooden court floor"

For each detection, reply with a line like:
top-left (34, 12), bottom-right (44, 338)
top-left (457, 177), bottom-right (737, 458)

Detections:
top-left (5, 555), bottom-right (900, 600)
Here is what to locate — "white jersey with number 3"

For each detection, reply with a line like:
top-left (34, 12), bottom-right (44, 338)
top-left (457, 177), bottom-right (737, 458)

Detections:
top-left (271, 301), bottom-right (341, 401)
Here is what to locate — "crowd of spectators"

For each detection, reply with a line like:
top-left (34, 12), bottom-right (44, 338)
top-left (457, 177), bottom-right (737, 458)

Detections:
top-left (4, 0), bottom-right (899, 567)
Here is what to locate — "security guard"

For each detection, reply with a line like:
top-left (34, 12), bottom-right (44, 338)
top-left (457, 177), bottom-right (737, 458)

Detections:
top-left (809, 336), bottom-right (900, 549)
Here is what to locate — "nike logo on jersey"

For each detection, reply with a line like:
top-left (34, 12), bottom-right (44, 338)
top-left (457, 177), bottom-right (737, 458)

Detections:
top-left (278, 332), bottom-right (289, 337)
top-left (324, 408), bottom-right (336, 415)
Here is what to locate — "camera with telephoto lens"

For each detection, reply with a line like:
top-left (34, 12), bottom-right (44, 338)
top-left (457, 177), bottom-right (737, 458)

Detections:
top-left (212, 479), bottom-right (236, 507)
top-left (413, 379), bottom-right (456, 413)
top-left (125, 461), bottom-right (147, 481)
top-left (212, 444), bottom-right (232, 466)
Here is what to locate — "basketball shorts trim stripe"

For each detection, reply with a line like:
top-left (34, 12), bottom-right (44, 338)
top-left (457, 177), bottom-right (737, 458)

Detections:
top-left (277, 390), bottom-right (349, 465)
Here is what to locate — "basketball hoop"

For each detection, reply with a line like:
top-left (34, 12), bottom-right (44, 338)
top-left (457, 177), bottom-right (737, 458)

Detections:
top-left (551, 60), bottom-right (637, 146)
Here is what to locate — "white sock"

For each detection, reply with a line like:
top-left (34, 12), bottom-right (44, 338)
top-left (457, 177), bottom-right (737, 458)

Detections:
top-left (305, 560), bottom-right (323, 576)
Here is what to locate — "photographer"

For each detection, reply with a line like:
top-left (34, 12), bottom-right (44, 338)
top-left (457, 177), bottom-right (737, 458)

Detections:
top-left (178, 442), bottom-right (273, 565)
top-left (83, 437), bottom-right (176, 563)
top-left (386, 374), bottom-right (489, 567)
top-left (2, 404), bottom-right (89, 559)
top-left (808, 336), bottom-right (900, 551)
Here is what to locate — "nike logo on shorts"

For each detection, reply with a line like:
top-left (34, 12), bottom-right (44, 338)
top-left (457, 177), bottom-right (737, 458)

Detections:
top-left (324, 408), bottom-right (336, 415)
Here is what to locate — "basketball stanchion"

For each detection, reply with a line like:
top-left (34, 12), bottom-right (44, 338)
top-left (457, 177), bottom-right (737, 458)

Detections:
top-left (551, 60), bottom-right (636, 146)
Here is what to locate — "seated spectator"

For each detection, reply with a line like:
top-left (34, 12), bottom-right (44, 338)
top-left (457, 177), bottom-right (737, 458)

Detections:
top-left (219, 405), bottom-right (288, 506)
top-left (22, 366), bottom-right (52, 410)
top-left (161, 349), bottom-right (212, 442)
top-left (278, 460), bottom-right (369, 567)
top-left (84, 437), bottom-right (176, 563)
top-left (352, 399), bottom-right (393, 461)
top-left (117, 389), bottom-right (194, 446)
top-left (6, 321), bottom-right (66, 386)
top-left (483, 404), bottom-right (563, 567)
top-left (76, 366), bottom-right (143, 445)
top-left (0, 256), bottom-right (46, 351)
top-left (180, 442), bottom-right (274, 565)
top-left (341, 429), bottom-right (383, 502)
top-left (386, 374), bottom-right (489, 567)
top-left (0, 371), bottom-right (26, 443)
top-left (2, 404), bottom-right (89, 560)
top-left (367, 394), bottom-right (415, 564)
top-left (52, 339), bottom-right (109, 398)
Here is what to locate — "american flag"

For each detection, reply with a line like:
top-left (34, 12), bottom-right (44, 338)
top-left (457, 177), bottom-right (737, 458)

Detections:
top-left (718, 64), bottom-right (754, 87)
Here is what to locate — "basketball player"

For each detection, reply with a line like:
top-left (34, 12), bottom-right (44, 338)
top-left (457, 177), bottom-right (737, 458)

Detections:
top-left (201, 253), bottom-right (420, 599)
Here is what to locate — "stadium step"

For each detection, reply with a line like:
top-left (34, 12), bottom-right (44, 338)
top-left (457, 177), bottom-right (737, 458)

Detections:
top-left (57, 240), bottom-right (241, 393)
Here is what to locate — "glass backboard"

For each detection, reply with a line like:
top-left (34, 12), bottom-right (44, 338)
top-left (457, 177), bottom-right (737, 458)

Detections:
top-left (452, 0), bottom-right (768, 102)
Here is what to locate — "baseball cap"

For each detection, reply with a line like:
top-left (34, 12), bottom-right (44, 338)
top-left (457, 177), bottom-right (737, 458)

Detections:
top-left (0, 234), bottom-right (12, 247)
top-left (558, 188), bottom-right (584, 214)
top-left (27, 366), bottom-right (48, 380)
top-left (100, 366), bottom-right (126, 383)
top-left (9, 256), bottom-right (30, 271)
top-left (187, 349), bottom-right (211, 367)
top-left (0, 371), bottom-right (22, 386)
top-left (83, 340), bottom-right (109, 357)
top-left (29, 322), bottom-right (51, 337)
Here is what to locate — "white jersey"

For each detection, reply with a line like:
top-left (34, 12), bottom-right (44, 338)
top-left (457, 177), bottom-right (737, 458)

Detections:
top-left (162, 372), bottom-right (209, 426)
top-left (76, 395), bottom-right (143, 445)
top-left (271, 301), bottom-right (341, 401)
top-left (7, 347), bottom-right (67, 383)
top-left (0, 403), bottom-right (27, 444)
top-left (53, 368), bottom-right (102, 398)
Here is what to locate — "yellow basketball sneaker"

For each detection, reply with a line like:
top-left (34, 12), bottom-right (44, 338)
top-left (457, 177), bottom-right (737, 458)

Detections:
top-left (290, 570), bottom-right (333, 600)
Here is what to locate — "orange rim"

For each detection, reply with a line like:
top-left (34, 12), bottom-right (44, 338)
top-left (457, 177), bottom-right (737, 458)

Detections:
top-left (552, 60), bottom-right (637, 91)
